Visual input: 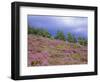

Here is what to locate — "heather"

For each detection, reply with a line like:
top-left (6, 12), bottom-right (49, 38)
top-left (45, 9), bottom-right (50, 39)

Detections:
top-left (28, 34), bottom-right (87, 66)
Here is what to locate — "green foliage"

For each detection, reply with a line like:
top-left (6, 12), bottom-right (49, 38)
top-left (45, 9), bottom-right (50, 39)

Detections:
top-left (28, 27), bottom-right (37, 34)
top-left (38, 29), bottom-right (51, 38)
top-left (78, 37), bottom-right (87, 46)
top-left (55, 31), bottom-right (66, 41)
top-left (67, 32), bottom-right (76, 43)
top-left (28, 26), bottom-right (51, 38)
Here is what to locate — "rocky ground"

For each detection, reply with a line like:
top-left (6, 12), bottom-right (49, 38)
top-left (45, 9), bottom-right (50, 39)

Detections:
top-left (28, 34), bottom-right (87, 66)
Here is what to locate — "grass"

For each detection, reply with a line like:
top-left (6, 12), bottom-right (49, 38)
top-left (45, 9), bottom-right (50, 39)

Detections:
top-left (71, 53), bottom-right (81, 60)
top-left (73, 44), bottom-right (80, 49)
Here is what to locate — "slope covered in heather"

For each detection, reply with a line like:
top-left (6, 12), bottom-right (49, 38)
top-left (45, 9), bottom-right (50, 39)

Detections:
top-left (28, 34), bottom-right (87, 66)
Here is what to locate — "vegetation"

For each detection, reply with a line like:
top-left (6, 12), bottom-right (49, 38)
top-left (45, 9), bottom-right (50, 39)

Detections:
top-left (78, 37), bottom-right (87, 46)
top-left (67, 32), bottom-right (76, 43)
top-left (71, 53), bottom-right (81, 60)
top-left (28, 26), bottom-right (87, 46)
top-left (31, 60), bottom-right (41, 66)
top-left (54, 31), bottom-right (66, 41)
top-left (28, 26), bottom-right (51, 38)
top-left (28, 35), bottom-right (87, 66)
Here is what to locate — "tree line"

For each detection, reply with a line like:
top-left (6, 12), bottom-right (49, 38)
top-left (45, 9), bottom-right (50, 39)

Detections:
top-left (28, 26), bottom-right (87, 46)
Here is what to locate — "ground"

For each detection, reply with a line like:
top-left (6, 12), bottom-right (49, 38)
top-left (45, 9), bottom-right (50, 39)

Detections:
top-left (28, 34), bottom-right (87, 66)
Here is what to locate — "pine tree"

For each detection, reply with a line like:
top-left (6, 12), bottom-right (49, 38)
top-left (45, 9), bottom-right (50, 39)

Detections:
top-left (55, 31), bottom-right (66, 41)
top-left (67, 32), bottom-right (76, 43)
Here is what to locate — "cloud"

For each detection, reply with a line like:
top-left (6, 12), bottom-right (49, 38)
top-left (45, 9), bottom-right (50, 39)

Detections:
top-left (54, 16), bottom-right (87, 29)
top-left (28, 15), bottom-right (88, 38)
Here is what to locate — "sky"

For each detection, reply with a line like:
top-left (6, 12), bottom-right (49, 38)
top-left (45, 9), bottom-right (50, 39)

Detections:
top-left (28, 15), bottom-right (88, 39)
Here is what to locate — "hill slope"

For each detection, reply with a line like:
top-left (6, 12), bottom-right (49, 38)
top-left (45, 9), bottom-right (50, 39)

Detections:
top-left (28, 34), bottom-right (87, 66)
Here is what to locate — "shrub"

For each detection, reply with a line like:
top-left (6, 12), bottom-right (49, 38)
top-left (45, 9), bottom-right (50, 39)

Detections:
top-left (31, 60), bottom-right (41, 66)
top-left (28, 26), bottom-right (51, 38)
top-left (78, 37), bottom-right (87, 46)
top-left (67, 32), bottom-right (76, 43)
top-left (55, 31), bottom-right (66, 41)
top-left (71, 53), bottom-right (81, 60)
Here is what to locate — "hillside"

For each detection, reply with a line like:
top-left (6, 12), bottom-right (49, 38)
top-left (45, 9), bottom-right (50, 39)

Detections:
top-left (28, 34), bottom-right (87, 66)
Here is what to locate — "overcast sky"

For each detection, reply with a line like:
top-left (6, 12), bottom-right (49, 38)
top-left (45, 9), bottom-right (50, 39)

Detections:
top-left (28, 15), bottom-right (88, 39)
